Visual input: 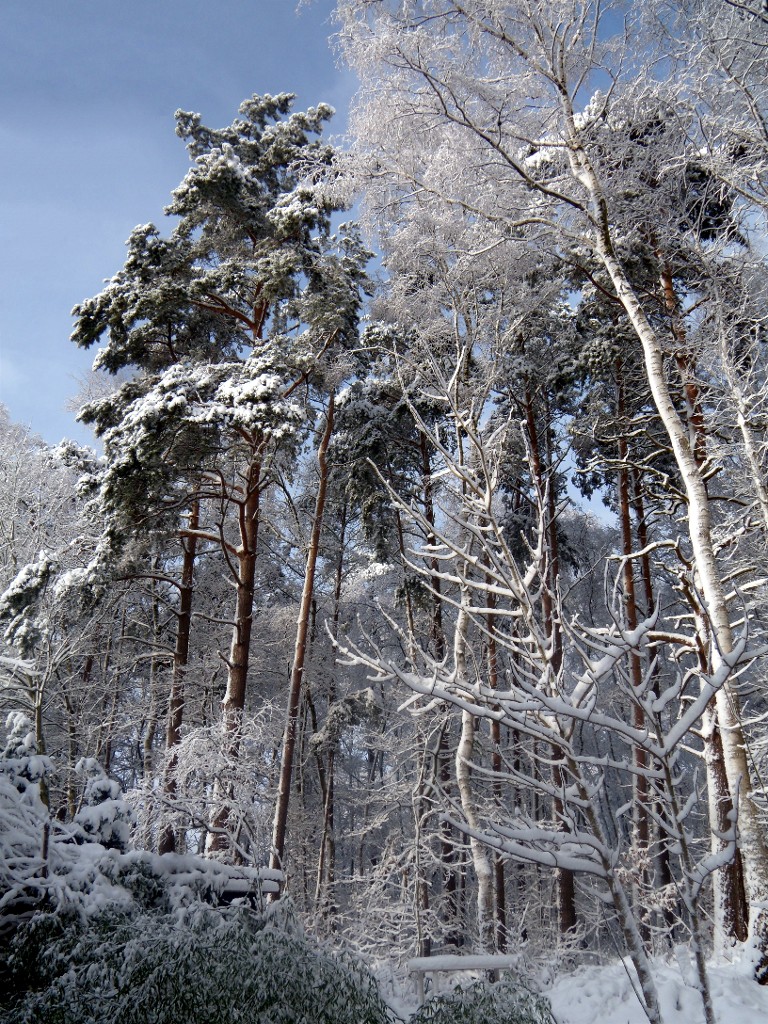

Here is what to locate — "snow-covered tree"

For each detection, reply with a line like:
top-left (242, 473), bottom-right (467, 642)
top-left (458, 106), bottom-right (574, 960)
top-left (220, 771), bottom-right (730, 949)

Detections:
top-left (335, 0), bottom-right (768, 978)
top-left (73, 94), bottom-right (370, 860)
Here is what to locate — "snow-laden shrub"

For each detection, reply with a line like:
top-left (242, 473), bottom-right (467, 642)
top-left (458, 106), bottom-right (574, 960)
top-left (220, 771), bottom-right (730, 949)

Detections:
top-left (2, 901), bottom-right (397, 1024)
top-left (0, 716), bottom-right (393, 1024)
top-left (411, 979), bottom-right (555, 1024)
top-left (73, 757), bottom-right (133, 851)
top-left (1, 712), bottom-right (51, 795)
top-left (0, 713), bottom-right (54, 950)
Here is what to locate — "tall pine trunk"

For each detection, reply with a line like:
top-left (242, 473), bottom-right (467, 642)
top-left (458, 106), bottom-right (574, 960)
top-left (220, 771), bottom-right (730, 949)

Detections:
top-left (159, 500), bottom-right (199, 855)
top-left (523, 388), bottom-right (576, 933)
top-left (270, 392), bottom-right (335, 877)
top-left (615, 361), bottom-right (650, 940)
top-left (206, 459), bottom-right (262, 856)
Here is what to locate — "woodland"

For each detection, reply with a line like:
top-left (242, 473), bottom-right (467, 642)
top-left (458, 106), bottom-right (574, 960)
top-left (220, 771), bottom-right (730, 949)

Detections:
top-left (2, 2), bottom-right (768, 1023)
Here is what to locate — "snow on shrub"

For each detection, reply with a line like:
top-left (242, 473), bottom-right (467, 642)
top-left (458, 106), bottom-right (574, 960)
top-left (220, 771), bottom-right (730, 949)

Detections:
top-left (3, 902), bottom-right (398, 1024)
top-left (410, 979), bottom-right (555, 1024)
top-left (0, 719), bottom-right (393, 1022)
top-left (1, 712), bottom-right (51, 795)
top-left (73, 757), bottom-right (134, 852)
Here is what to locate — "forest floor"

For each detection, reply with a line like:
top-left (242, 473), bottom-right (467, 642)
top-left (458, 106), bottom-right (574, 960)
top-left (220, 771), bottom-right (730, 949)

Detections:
top-left (381, 946), bottom-right (768, 1023)
top-left (547, 952), bottom-right (768, 1024)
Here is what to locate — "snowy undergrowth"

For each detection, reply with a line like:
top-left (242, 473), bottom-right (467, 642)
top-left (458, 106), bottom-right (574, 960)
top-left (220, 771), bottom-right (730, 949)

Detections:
top-left (4, 902), bottom-right (396, 1024)
top-left (372, 952), bottom-right (768, 1024)
top-left (546, 953), bottom-right (768, 1024)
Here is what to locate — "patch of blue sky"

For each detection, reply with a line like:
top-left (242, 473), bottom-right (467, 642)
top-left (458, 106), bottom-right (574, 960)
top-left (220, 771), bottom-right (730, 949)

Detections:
top-left (0, 0), bottom-right (352, 446)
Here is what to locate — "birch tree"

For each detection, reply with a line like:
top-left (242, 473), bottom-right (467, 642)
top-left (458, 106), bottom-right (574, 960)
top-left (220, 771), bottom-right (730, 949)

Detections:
top-left (335, 338), bottom-right (753, 1023)
top-left (335, 0), bottom-right (768, 972)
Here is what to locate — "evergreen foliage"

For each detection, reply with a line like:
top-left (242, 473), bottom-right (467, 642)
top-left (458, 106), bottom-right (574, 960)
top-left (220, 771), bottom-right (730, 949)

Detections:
top-left (3, 901), bottom-right (397, 1024)
top-left (6, 1), bottom-right (768, 1015)
top-left (411, 980), bottom-right (555, 1024)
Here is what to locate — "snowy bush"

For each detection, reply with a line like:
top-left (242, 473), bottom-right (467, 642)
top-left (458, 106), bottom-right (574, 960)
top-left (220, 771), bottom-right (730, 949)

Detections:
top-left (73, 757), bottom-right (133, 852)
top-left (410, 979), bottom-right (555, 1024)
top-left (1, 713), bottom-right (50, 795)
top-left (0, 714), bottom-right (54, 949)
top-left (2, 900), bottom-right (397, 1024)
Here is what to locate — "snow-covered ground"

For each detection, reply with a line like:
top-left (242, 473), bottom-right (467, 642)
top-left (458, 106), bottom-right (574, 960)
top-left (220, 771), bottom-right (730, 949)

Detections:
top-left (549, 953), bottom-right (768, 1024)
top-left (379, 949), bottom-right (768, 1023)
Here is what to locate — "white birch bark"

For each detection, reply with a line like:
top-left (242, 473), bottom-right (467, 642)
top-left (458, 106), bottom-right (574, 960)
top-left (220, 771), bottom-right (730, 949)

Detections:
top-left (336, 0), bottom-right (768, 980)
top-left (453, 597), bottom-right (497, 954)
top-left (563, 121), bottom-right (768, 961)
top-left (728, 368), bottom-right (768, 538)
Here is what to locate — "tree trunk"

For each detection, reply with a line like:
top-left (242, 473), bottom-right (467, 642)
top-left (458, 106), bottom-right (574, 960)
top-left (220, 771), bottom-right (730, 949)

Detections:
top-left (660, 265), bottom-right (750, 949)
top-left (454, 600), bottom-right (496, 953)
top-left (703, 700), bottom-right (749, 946)
top-left (206, 459), bottom-right (261, 856)
top-left (315, 497), bottom-right (347, 915)
top-left (523, 387), bottom-right (576, 933)
top-left (421, 433), bottom-right (445, 659)
top-left (632, 471), bottom-right (679, 938)
top-left (616, 361), bottom-right (650, 940)
top-left (159, 500), bottom-right (199, 854)
top-left (488, 590), bottom-right (507, 952)
top-left (270, 392), bottom-right (335, 877)
top-left (568, 125), bottom-right (768, 969)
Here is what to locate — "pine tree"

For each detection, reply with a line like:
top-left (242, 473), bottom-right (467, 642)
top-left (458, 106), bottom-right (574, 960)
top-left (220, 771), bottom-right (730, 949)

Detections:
top-left (72, 93), bottom-right (369, 859)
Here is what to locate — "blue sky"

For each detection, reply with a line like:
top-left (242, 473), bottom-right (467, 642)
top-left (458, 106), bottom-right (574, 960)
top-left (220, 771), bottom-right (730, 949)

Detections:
top-left (0, 0), bottom-right (351, 445)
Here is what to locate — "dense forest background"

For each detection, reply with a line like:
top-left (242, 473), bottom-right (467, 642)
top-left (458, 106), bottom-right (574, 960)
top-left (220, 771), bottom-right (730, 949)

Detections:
top-left (3, 3), bottom-right (768, 1023)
